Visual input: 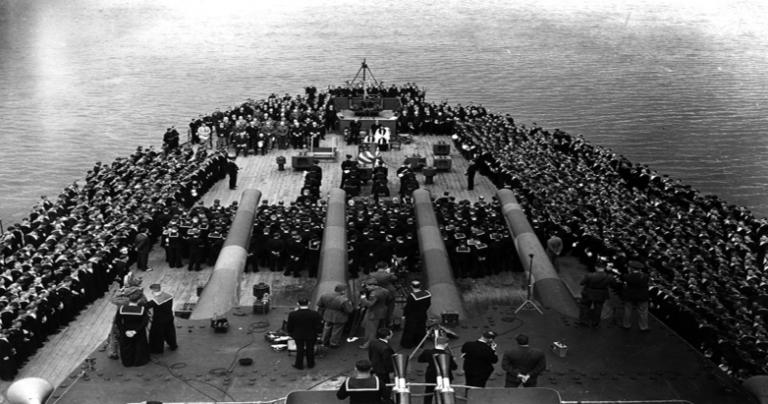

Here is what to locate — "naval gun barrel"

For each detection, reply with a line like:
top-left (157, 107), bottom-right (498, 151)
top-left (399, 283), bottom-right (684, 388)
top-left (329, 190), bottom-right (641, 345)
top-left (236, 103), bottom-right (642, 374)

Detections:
top-left (412, 189), bottom-right (466, 320)
top-left (190, 189), bottom-right (261, 320)
top-left (312, 189), bottom-right (348, 307)
top-left (496, 188), bottom-right (578, 318)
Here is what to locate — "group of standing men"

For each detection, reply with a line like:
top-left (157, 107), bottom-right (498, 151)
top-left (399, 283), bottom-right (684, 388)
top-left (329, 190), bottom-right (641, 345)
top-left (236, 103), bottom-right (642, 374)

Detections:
top-left (159, 200), bottom-right (236, 271)
top-left (286, 270), bottom-right (550, 404)
top-left (107, 276), bottom-right (177, 367)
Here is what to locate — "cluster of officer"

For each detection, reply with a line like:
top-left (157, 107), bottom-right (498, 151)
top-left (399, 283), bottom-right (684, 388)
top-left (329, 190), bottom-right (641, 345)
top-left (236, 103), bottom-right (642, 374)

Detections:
top-left (249, 201), bottom-right (325, 277)
top-left (340, 155), bottom-right (391, 200)
top-left (188, 89), bottom-right (330, 156)
top-left (159, 199), bottom-right (236, 271)
top-left (397, 99), bottom-right (489, 137)
top-left (432, 193), bottom-right (518, 278)
top-left (328, 82), bottom-right (424, 100)
top-left (346, 198), bottom-right (419, 278)
top-left (448, 108), bottom-right (768, 379)
top-left (0, 144), bottom-right (229, 380)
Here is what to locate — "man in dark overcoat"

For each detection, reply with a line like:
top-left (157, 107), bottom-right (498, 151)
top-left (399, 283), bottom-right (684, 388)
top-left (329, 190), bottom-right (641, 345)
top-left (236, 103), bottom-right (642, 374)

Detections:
top-left (286, 297), bottom-right (322, 370)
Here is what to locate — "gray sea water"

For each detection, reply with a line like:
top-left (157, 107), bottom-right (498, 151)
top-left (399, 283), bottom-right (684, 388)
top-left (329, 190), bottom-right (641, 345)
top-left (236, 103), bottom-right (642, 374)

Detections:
top-left (1, 0), bottom-right (767, 225)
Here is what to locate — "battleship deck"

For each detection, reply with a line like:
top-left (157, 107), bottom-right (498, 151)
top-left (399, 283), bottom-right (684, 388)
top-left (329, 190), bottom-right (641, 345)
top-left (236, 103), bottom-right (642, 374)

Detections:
top-left (0, 134), bottom-right (751, 404)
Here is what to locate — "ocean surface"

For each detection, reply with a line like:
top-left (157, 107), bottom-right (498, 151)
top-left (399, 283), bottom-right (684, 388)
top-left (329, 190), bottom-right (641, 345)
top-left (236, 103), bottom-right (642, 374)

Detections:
top-left (1, 0), bottom-right (767, 225)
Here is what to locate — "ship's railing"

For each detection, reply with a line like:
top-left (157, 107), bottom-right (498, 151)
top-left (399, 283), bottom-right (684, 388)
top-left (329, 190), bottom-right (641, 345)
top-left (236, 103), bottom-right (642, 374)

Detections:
top-left (120, 387), bottom-right (697, 404)
top-left (127, 400), bottom-right (286, 404)
top-left (561, 401), bottom-right (694, 404)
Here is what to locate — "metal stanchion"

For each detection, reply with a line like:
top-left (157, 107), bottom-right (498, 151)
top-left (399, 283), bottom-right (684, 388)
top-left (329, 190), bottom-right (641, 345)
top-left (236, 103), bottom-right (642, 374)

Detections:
top-left (434, 353), bottom-right (455, 404)
top-left (392, 353), bottom-right (411, 404)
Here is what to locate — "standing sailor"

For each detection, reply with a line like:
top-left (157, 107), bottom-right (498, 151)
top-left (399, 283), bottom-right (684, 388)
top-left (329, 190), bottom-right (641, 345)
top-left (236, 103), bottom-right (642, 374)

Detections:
top-left (146, 283), bottom-right (178, 354)
top-left (336, 359), bottom-right (384, 404)
top-left (400, 280), bottom-right (431, 349)
top-left (117, 292), bottom-right (150, 367)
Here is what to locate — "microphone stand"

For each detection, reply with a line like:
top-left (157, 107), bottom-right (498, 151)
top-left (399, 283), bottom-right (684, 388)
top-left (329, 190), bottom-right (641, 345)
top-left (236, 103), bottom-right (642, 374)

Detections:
top-left (515, 253), bottom-right (543, 314)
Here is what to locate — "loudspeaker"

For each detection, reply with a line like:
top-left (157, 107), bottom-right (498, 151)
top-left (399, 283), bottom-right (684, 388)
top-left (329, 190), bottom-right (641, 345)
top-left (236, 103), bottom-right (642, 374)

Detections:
top-left (253, 283), bottom-right (270, 299)
top-left (6, 377), bottom-right (53, 404)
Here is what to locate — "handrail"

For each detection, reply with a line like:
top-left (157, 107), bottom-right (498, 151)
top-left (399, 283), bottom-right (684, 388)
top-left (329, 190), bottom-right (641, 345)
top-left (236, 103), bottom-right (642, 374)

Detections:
top-left (128, 400), bottom-right (286, 404)
top-left (561, 401), bottom-right (695, 404)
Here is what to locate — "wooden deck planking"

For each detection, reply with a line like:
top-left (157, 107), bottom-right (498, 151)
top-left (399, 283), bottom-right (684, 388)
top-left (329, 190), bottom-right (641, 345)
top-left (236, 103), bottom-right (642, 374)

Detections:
top-left (0, 133), bottom-right (502, 402)
top-left (199, 133), bottom-right (498, 207)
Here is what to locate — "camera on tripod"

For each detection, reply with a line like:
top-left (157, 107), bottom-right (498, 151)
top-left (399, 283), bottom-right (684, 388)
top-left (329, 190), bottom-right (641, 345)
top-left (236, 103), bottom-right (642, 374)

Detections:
top-left (407, 319), bottom-right (459, 361)
top-left (425, 319), bottom-right (459, 342)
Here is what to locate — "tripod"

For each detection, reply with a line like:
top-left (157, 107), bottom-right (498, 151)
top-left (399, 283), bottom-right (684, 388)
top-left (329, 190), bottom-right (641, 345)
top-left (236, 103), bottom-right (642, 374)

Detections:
top-left (350, 59), bottom-right (380, 91)
top-left (515, 254), bottom-right (543, 314)
top-left (407, 322), bottom-right (458, 361)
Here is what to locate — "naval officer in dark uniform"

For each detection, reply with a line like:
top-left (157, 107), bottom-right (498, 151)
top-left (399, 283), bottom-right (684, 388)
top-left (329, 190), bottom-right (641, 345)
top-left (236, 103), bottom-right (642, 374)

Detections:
top-left (400, 280), bottom-right (431, 349)
top-left (146, 283), bottom-right (178, 354)
top-left (227, 158), bottom-right (239, 189)
top-left (336, 359), bottom-right (385, 404)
